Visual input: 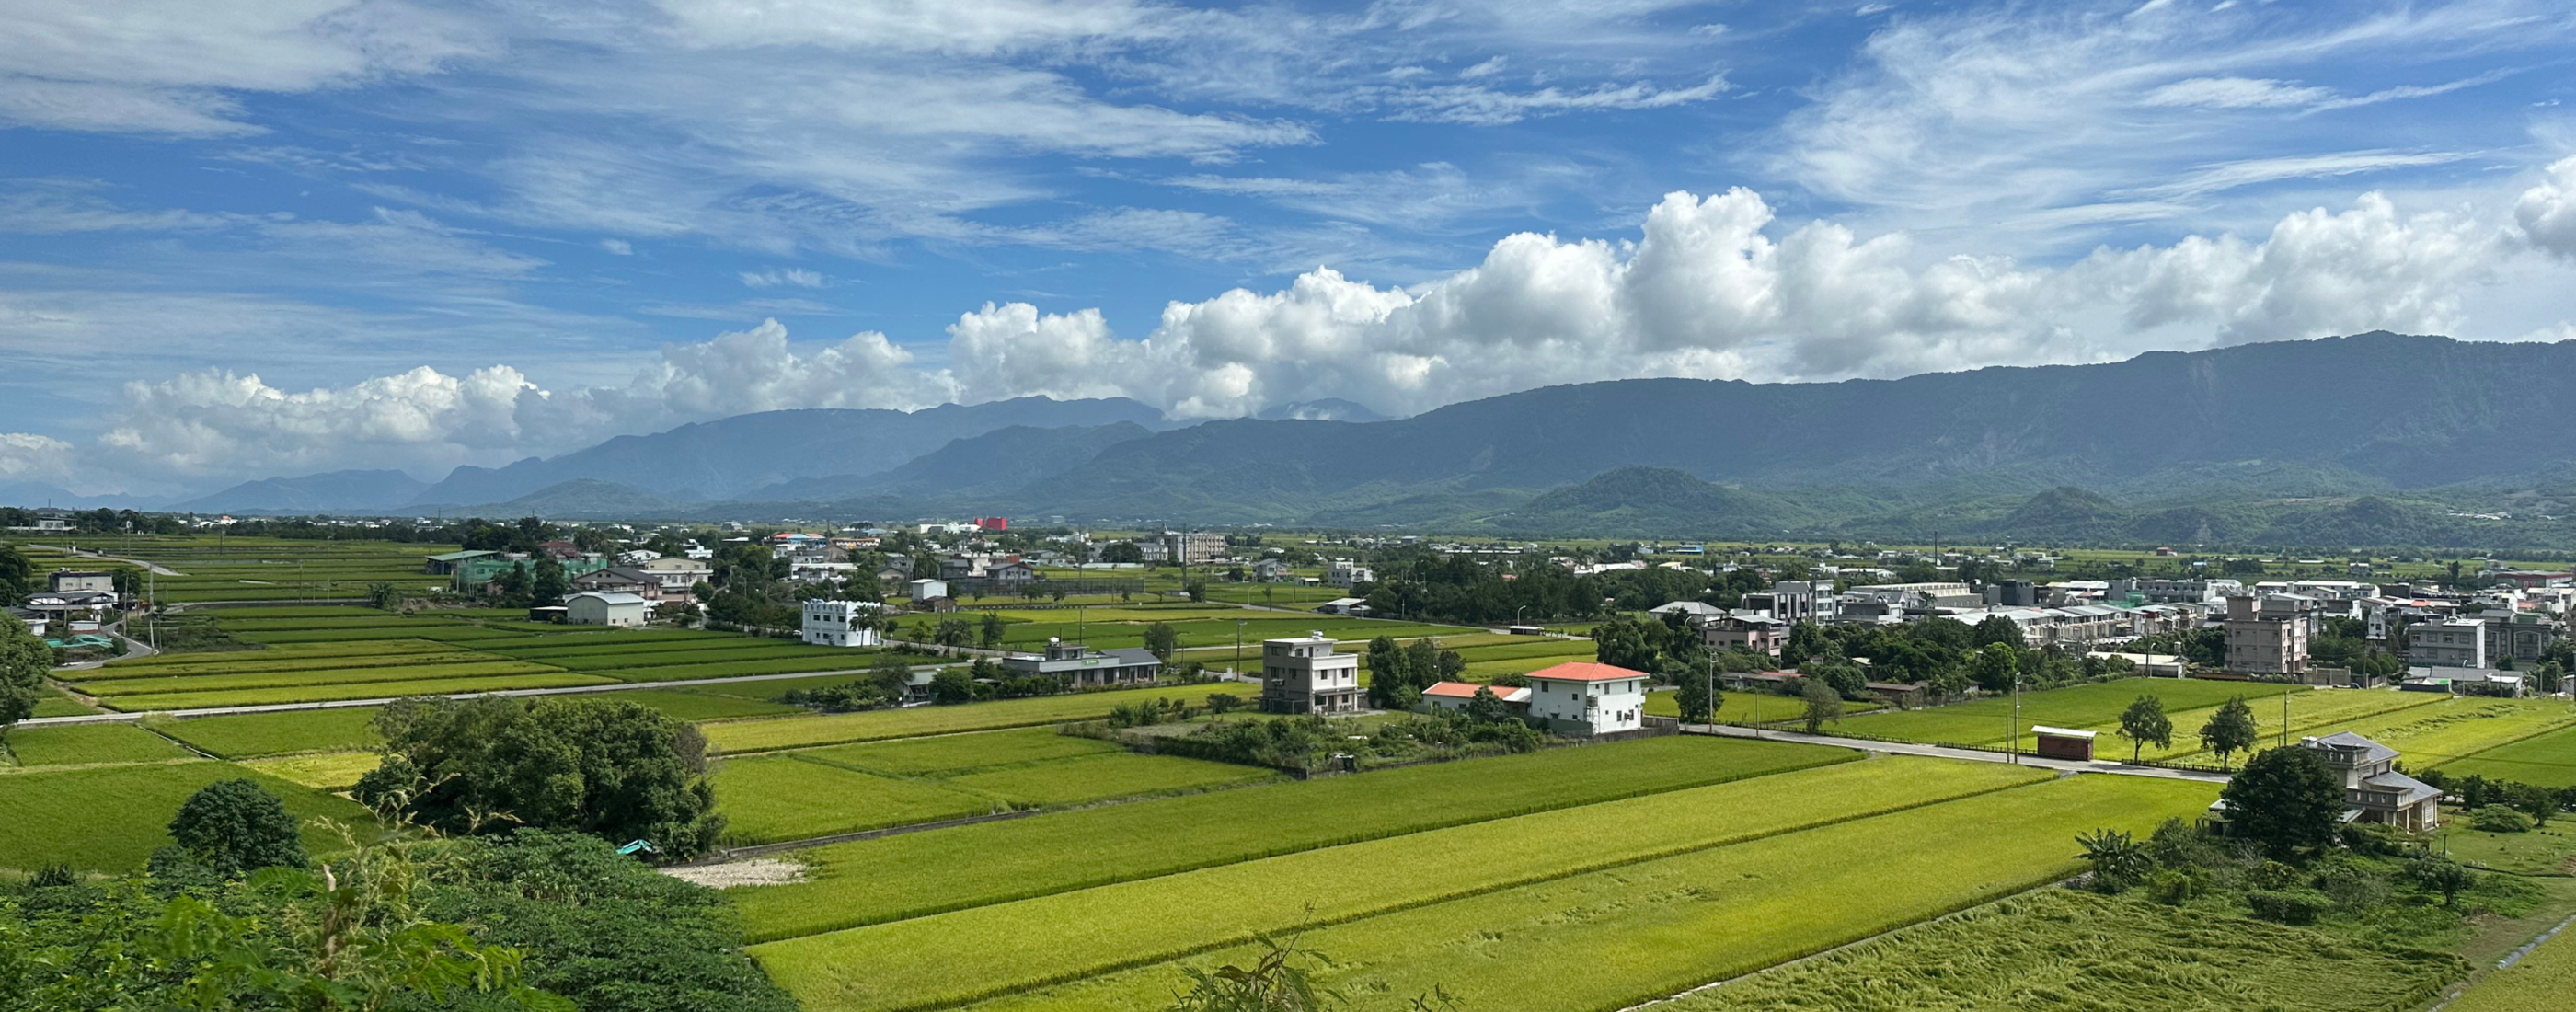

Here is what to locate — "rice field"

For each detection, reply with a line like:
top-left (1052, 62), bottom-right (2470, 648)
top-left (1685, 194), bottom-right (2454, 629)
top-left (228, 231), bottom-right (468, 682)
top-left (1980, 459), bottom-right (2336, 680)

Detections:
top-left (713, 728), bottom-right (1279, 845)
top-left (97, 671), bottom-right (620, 710)
top-left (1661, 889), bottom-right (2463, 1012)
top-left (2328, 696), bottom-right (2576, 765)
top-left (703, 686), bottom-right (1199, 754)
top-left (2434, 721), bottom-right (2576, 788)
top-left (750, 757), bottom-right (2048, 1011)
top-left (765, 771), bottom-right (2215, 1012)
top-left (2443, 907), bottom-right (2576, 1012)
top-left (1832, 677), bottom-right (2282, 749)
top-left (0, 761), bottom-right (374, 872)
top-left (730, 736), bottom-right (1853, 943)
top-left (155, 707), bottom-right (385, 758)
top-left (0, 723), bottom-right (193, 767)
top-left (240, 752), bottom-right (383, 790)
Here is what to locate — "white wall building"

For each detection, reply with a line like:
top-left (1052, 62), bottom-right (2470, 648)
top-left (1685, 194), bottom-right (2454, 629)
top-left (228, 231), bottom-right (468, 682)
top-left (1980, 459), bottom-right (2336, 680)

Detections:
top-left (565, 592), bottom-right (648, 627)
top-left (1524, 661), bottom-right (1649, 736)
top-left (907, 578), bottom-right (949, 602)
top-left (801, 600), bottom-right (883, 647)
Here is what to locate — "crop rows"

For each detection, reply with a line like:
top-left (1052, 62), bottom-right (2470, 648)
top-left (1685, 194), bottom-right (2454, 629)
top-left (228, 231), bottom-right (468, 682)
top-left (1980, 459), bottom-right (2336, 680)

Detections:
top-left (1, 724), bottom-right (193, 767)
top-left (2432, 721), bottom-right (2576, 787)
top-left (73, 646), bottom-right (491, 680)
top-left (2445, 913), bottom-right (2576, 1012)
top-left (1834, 677), bottom-right (2277, 748)
top-left (707, 685), bottom-right (1201, 755)
top-left (918, 775), bottom-right (2215, 1012)
top-left (751, 758), bottom-right (2051, 1012)
top-left (106, 639), bottom-right (454, 666)
top-left (583, 656), bottom-right (881, 683)
top-left (156, 707), bottom-right (386, 758)
top-left (731, 735), bottom-right (1851, 942)
top-left (0, 762), bottom-right (373, 873)
top-left (73, 660), bottom-right (571, 696)
top-left (98, 672), bottom-right (619, 711)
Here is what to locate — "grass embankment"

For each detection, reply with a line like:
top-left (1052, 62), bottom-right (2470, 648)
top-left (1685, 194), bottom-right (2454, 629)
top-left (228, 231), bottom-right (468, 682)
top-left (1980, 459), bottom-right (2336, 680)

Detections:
top-left (1661, 889), bottom-right (2464, 1012)
top-left (837, 774), bottom-right (2215, 1012)
top-left (0, 762), bottom-right (372, 872)
top-left (752, 758), bottom-right (2048, 1012)
top-left (730, 735), bottom-right (1853, 943)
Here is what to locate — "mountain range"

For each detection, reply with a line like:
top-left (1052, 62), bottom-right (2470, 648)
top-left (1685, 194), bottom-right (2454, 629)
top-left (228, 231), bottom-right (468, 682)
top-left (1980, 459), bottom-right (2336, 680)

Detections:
top-left (29, 332), bottom-right (2576, 549)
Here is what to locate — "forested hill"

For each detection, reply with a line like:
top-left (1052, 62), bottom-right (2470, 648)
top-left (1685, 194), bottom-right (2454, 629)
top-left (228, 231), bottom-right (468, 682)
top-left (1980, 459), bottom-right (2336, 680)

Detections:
top-left (1021, 333), bottom-right (2576, 520)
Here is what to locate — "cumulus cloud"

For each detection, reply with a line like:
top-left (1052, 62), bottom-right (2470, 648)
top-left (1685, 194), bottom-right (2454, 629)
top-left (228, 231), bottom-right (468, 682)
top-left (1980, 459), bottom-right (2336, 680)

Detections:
top-left (37, 178), bottom-right (2575, 489)
top-left (0, 433), bottom-right (76, 484)
top-left (2516, 156), bottom-right (2576, 259)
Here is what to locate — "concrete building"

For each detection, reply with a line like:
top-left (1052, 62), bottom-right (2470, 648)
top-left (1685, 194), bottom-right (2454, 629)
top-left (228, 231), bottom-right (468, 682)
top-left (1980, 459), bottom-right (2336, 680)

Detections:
top-left (1696, 614), bottom-right (1789, 657)
top-left (2403, 665), bottom-right (2526, 697)
top-left (422, 549), bottom-right (498, 575)
top-left (571, 566), bottom-right (661, 601)
top-left (1524, 661), bottom-right (1649, 737)
top-left (564, 592), bottom-right (648, 627)
top-left (800, 599), bottom-right (883, 648)
top-left (2408, 617), bottom-right (2489, 669)
top-left (48, 569), bottom-right (116, 595)
top-left (2107, 578), bottom-right (2245, 605)
top-left (1001, 639), bottom-right (1162, 686)
top-left (635, 557), bottom-right (713, 600)
top-left (2223, 594), bottom-right (2315, 677)
top-left (907, 578), bottom-right (949, 603)
top-left (2303, 732), bottom-right (2443, 832)
top-left (1258, 632), bottom-right (1363, 715)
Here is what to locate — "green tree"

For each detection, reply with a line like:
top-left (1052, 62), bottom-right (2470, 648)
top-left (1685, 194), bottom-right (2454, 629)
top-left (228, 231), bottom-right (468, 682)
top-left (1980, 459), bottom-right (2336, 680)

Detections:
top-left (530, 557), bottom-right (569, 607)
top-left (1780, 621), bottom-right (1830, 668)
top-left (1100, 541), bottom-right (1144, 564)
top-left (1971, 615), bottom-right (2027, 651)
top-left (0, 542), bottom-right (33, 604)
top-left (1800, 677), bottom-right (1844, 733)
top-left (2219, 745), bottom-right (2344, 857)
top-left (1590, 615), bottom-right (1660, 672)
top-left (354, 696), bottom-right (725, 857)
top-left (2117, 695), bottom-right (2173, 762)
top-left (366, 580), bottom-right (401, 610)
top-left (2199, 696), bottom-right (2260, 770)
top-left (1144, 621), bottom-right (1180, 663)
top-left (1365, 636), bottom-right (1413, 708)
top-left (929, 668), bottom-right (975, 705)
top-left (979, 611), bottom-right (1007, 650)
top-left (0, 613), bottom-right (45, 739)
top-left (1673, 667), bottom-right (1722, 725)
top-left (1967, 642), bottom-right (2019, 694)
top-left (870, 652), bottom-right (918, 698)
top-left (2075, 827), bottom-right (2149, 892)
top-left (1464, 686), bottom-right (1512, 724)
top-left (167, 778), bottom-right (309, 878)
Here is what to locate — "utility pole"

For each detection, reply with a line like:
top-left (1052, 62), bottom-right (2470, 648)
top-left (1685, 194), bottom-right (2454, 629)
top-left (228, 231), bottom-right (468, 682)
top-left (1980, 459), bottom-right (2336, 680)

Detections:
top-left (2010, 672), bottom-right (2022, 764)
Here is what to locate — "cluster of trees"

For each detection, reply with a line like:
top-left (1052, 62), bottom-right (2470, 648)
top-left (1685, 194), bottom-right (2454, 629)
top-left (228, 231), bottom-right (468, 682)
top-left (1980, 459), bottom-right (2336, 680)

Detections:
top-left (1358, 551), bottom-right (1608, 624)
top-left (1362, 635), bottom-right (1466, 709)
top-left (354, 696), bottom-right (727, 859)
top-left (4, 780), bottom-right (792, 1012)
top-left (485, 557), bottom-right (571, 609)
top-left (0, 615), bottom-right (49, 740)
top-left (0, 507), bottom-right (189, 535)
top-left (2414, 767), bottom-right (2576, 830)
top-left (0, 543), bottom-right (34, 605)
top-left (778, 653), bottom-right (922, 712)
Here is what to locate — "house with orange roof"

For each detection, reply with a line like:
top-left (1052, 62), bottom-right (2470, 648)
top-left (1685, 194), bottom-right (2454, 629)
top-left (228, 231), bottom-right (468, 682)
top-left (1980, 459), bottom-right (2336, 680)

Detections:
top-left (1524, 661), bottom-right (1650, 736)
top-left (1420, 680), bottom-right (1531, 715)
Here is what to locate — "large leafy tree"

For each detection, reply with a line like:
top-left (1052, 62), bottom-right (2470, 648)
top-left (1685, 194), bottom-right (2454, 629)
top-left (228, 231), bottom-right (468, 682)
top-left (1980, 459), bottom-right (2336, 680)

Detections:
top-left (1673, 668), bottom-right (1722, 725)
top-left (1144, 621), bottom-right (1179, 662)
top-left (1780, 621), bottom-right (1831, 668)
top-left (355, 696), bottom-right (725, 857)
top-left (2199, 696), bottom-right (2261, 770)
top-left (2117, 695), bottom-right (2174, 762)
top-left (1971, 615), bottom-right (2027, 651)
top-left (2220, 745), bottom-right (2346, 857)
top-left (1800, 677), bottom-right (1845, 734)
top-left (1967, 642), bottom-right (2019, 695)
top-left (0, 612), bottom-right (48, 739)
top-left (167, 778), bottom-right (309, 878)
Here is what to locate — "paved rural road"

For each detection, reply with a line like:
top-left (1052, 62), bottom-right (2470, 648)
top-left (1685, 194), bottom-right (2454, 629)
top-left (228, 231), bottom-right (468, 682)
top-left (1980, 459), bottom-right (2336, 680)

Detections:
top-left (1690, 723), bottom-right (2232, 782)
top-left (24, 661), bottom-right (959, 728)
top-left (30, 543), bottom-right (185, 576)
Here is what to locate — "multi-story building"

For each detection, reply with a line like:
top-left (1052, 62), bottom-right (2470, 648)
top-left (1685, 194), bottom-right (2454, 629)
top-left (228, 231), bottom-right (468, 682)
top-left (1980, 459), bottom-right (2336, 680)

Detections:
top-left (2107, 578), bottom-right (2245, 605)
top-left (1002, 639), bottom-right (1161, 686)
top-left (2302, 732), bottom-right (2442, 832)
top-left (48, 570), bottom-right (117, 595)
top-left (1696, 614), bottom-right (1789, 656)
top-left (800, 600), bottom-right (883, 648)
top-left (1258, 633), bottom-right (1363, 715)
top-left (2223, 594), bottom-right (2315, 676)
top-left (635, 557), bottom-right (714, 601)
top-left (1524, 661), bottom-right (1648, 737)
top-left (2408, 616), bottom-right (2489, 668)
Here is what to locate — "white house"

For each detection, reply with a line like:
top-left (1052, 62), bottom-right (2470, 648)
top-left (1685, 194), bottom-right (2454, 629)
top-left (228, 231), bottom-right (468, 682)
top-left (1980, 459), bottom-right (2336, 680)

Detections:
top-left (637, 557), bottom-right (714, 600)
top-left (907, 578), bottom-right (949, 603)
top-left (1523, 661), bottom-right (1649, 736)
top-left (801, 599), bottom-right (883, 648)
top-left (565, 592), bottom-right (648, 627)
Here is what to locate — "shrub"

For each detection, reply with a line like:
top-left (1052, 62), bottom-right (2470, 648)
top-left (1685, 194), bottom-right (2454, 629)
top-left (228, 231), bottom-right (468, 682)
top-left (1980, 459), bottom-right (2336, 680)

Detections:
top-left (2246, 888), bottom-right (2334, 925)
top-left (2145, 867), bottom-right (2209, 905)
top-left (2470, 805), bottom-right (2536, 834)
top-left (167, 778), bottom-right (309, 877)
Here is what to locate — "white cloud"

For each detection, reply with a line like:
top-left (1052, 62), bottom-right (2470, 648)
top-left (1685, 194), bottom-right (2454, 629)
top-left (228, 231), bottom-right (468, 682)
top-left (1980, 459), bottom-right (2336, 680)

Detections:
top-left (0, 0), bottom-right (489, 135)
top-left (599, 238), bottom-right (634, 255)
top-left (2514, 155), bottom-right (2576, 259)
top-left (740, 268), bottom-right (826, 288)
top-left (0, 433), bottom-right (75, 484)
top-left (2141, 76), bottom-right (2332, 109)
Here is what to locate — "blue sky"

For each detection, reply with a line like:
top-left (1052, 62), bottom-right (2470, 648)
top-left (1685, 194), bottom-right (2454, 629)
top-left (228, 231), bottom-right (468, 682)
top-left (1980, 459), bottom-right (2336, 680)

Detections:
top-left (5, 0), bottom-right (2576, 495)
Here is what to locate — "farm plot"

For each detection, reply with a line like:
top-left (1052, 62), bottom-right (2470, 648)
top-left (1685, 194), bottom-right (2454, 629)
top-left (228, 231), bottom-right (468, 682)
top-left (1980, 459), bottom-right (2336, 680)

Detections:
top-left (731, 735), bottom-right (1852, 943)
top-left (1831, 677), bottom-right (2290, 747)
top-left (2134, 688), bottom-right (2447, 762)
top-left (981, 615), bottom-right (1472, 650)
top-left (706, 685), bottom-right (1184, 754)
top-left (241, 752), bottom-right (382, 790)
top-left (792, 727), bottom-right (1123, 775)
top-left (97, 671), bottom-right (618, 711)
top-left (717, 732), bottom-right (1276, 845)
top-left (921, 775), bottom-right (2215, 1012)
top-left (2333, 697), bottom-right (2576, 765)
top-left (751, 757), bottom-right (2048, 1012)
top-left (31, 686), bottom-right (97, 718)
top-left (2434, 721), bottom-right (2576, 787)
top-left (2444, 906), bottom-right (2576, 1012)
top-left (1438, 640), bottom-right (1599, 664)
top-left (569, 656), bottom-right (885, 683)
top-left (0, 723), bottom-right (193, 767)
top-left (1660, 889), bottom-right (2462, 1012)
top-left (74, 642), bottom-right (489, 678)
top-left (155, 707), bottom-right (385, 759)
top-left (74, 660), bottom-right (574, 697)
top-left (471, 633), bottom-right (765, 661)
top-left (512, 644), bottom-right (867, 673)
top-left (612, 688), bottom-right (805, 722)
top-left (0, 762), bottom-right (373, 873)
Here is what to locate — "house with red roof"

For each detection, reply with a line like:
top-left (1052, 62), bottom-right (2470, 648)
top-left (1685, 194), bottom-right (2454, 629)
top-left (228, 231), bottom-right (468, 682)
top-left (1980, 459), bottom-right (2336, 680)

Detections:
top-left (1524, 661), bottom-right (1650, 736)
top-left (1420, 680), bottom-right (1531, 715)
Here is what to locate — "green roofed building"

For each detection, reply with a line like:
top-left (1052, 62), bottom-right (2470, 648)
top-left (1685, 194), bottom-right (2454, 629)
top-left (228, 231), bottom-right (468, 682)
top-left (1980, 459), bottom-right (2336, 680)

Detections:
top-left (451, 556), bottom-right (612, 590)
top-left (423, 549), bottom-right (500, 575)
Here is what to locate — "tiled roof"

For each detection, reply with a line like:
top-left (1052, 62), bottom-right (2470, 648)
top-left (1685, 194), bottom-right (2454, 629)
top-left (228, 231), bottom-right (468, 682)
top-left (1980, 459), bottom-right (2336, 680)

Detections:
top-left (1422, 681), bottom-right (1531, 701)
top-left (1525, 661), bottom-right (1648, 683)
